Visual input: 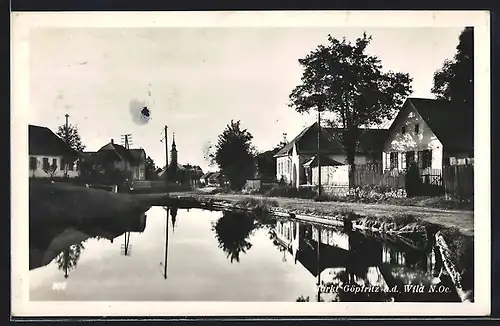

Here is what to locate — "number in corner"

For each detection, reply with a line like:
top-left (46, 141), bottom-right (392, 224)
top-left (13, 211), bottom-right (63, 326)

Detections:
top-left (52, 282), bottom-right (67, 291)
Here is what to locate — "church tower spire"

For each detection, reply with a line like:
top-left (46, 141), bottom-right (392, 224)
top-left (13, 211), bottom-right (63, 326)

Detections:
top-left (170, 132), bottom-right (178, 168)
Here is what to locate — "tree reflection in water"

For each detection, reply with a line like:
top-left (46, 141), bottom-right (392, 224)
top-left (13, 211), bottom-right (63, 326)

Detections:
top-left (55, 242), bottom-right (86, 278)
top-left (212, 211), bottom-right (257, 263)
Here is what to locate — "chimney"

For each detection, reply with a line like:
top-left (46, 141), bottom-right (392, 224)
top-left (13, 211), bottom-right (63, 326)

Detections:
top-left (111, 139), bottom-right (114, 144)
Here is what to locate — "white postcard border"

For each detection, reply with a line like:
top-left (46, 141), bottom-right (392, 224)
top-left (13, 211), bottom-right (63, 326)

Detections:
top-left (11, 10), bottom-right (491, 317)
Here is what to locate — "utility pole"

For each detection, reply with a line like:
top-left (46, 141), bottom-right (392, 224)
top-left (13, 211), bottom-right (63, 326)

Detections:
top-left (121, 133), bottom-right (132, 180)
top-left (317, 106), bottom-right (322, 198)
top-left (64, 114), bottom-right (69, 178)
top-left (316, 226), bottom-right (321, 301)
top-left (164, 208), bottom-right (169, 279)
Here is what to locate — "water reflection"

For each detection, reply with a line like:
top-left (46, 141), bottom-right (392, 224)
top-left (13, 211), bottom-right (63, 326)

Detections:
top-left (29, 212), bottom-right (148, 274)
top-left (272, 219), bottom-right (462, 302)
top-left (171, 206), bottom-right (178, 232)
top-left (30, 207), bottom-right (470, 302)
top-left (211, 211), bottom-right (257, 263)
top-left (55, 243), bottom-right (85, 279)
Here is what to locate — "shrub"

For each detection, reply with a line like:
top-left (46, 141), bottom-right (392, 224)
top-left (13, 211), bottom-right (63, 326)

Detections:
top-left (263, 184), bottom-right (317, 199)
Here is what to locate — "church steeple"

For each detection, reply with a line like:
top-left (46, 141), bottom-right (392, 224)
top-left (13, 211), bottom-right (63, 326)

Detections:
top-left (170, 132), bottom-right (178, 167)
top-left (171, 133), bottom-right (177, 151)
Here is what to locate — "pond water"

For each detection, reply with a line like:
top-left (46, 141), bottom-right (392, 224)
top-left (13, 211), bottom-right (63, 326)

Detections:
top-left (29, 206), bottom-right (464, 302)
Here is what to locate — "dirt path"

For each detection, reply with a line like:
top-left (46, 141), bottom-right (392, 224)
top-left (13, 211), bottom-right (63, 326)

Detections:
top-left (172, 192), bottom-right (474, 237)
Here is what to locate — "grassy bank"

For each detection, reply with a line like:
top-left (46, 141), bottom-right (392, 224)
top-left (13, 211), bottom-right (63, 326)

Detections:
top-left (183, 192), bottom-right (473, 236)
top-left (29, 180), bottom-right (157, 227)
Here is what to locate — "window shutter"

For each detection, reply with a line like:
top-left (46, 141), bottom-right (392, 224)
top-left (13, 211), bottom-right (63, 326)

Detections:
top-left (417, 151), bottom-right (423, 169)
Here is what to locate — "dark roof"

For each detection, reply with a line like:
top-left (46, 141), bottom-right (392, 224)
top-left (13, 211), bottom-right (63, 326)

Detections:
top-left (209, 172), bottom-right (225, 181)
top-left (303, 155), bottom-right (345, 167)
top-left (325, 127), bottom-right (389, 154)
top-left (129, 149), bottom-right (146, 162)
top-left (96, 142), bottom-right (137, 165)
top-left (274, 123), bottom-right (343, 157)
top-left (390, 98), bottom-right (474, 152)
top-left (200, 171), bottom-right (214, 179)
top-left (29, 125), bottom-right (78, 157)
top-left (274, 122), bottom-right (389, 157)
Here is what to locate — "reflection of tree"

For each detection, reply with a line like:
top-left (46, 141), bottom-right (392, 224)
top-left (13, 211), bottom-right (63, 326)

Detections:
top-left (55, 242), bottom-right (85, 278)
top-left (212, 211), bottom-right (257, 263)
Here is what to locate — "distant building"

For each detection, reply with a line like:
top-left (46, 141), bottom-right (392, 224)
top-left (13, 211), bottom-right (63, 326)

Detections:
top-left (382, 98), bottom-right (474, 173)
top-left (274, 122), bottom-right (388, 188)
top-left (156, 136), bottom-right (204, 186)
top-left (85, 139), bottom-right (146, 181)
top-left (200, 171), bottom-right (213, 185)
top-left (28, 124), bottom-right (80, 178)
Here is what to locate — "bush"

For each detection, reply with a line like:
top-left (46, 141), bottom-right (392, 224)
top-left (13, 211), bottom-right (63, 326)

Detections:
top-left (263, 184), bottom-right (317, 199)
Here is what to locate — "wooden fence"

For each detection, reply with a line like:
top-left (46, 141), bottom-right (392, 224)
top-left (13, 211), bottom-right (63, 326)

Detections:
top-left (353, 163), bottom-right (406, 190)
top-left (442, 165), bottom-right (474, 202)
top-left (353, 163), bottom-right (474, 202)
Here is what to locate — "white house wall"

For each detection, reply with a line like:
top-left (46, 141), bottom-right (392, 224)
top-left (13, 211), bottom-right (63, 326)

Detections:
top-left (312, 165), bottom-right (350, 186)
top-left (276, 156), bottom-right (293, 184)
top-left (383, 104), bottom-right (443, 171)
top-left (29, 155), bottom-right (80, 178)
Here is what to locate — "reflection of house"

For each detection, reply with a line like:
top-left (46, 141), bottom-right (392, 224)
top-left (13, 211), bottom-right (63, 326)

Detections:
top-left (88, 139), bottom-right (146, 181)
top-left (274, 122), bottom-right (388, 188)
top-left (29, 125), bottom-right (80, 178)
top-left (382, 98), bottom-right (474, 173)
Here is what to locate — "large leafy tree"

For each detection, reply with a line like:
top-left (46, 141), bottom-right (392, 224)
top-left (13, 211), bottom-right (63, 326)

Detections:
top-left (288, 33), bottom-right (412, 185)
top-left (56, 123), bottom-right (86, 177)
top-left (214, 120), bottom-right (256, 190)
top-left (431, 27), bottom-right (473, 106)
top-left (56, 124), bottom-right (86, 152)
top-left (145, 156), bottom-right (159, 180)
top-left (256, 141), bottom-right (287, 181)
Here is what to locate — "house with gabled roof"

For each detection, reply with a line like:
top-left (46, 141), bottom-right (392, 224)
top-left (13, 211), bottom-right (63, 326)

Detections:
top-left (382, 98), bottom-right (474, 173)
top-left (273, 122), bottom-right (389, 188)
top-left (29, 124), bottom-right (80, 178)
top-left (84, 139), bottom-right (146, 181)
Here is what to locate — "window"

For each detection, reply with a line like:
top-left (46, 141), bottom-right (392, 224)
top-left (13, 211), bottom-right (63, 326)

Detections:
top-left (76, 160), bottom-right (80, 171)
top-left (29, 157), bottom-right (37, 170)
top-left (401, 126), bottom-right (406, 134)
top-left (60, 158), bottom-right (65, 170)
top-left (415, 124), bottom-right (420, 134)
top-left (42, 157), bottom-right (49, 170)
top-left (417, 150), bottom-right (432, 169)
top-left (68, 161), bottom-right (74, 171)
top-left (389, 152), bottom-right (399, 170)
top-left (52, 158), bottom-right (57, 168)
top-left (405, 151), bottom-right (415, 168)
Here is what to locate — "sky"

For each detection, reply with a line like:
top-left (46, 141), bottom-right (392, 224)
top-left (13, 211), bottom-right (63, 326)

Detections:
top-left (29, 27), bottom-right (465, 172)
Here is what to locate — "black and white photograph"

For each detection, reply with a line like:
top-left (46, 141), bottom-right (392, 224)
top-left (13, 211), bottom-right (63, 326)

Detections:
top-left (11, 11), bottom-right (490, 317)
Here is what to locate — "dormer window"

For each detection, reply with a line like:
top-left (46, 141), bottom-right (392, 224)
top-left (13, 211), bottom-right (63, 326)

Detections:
top-left (415, 124), bottom-right (420, 134)
top-left (401, 126), bottom-right (406, 134)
